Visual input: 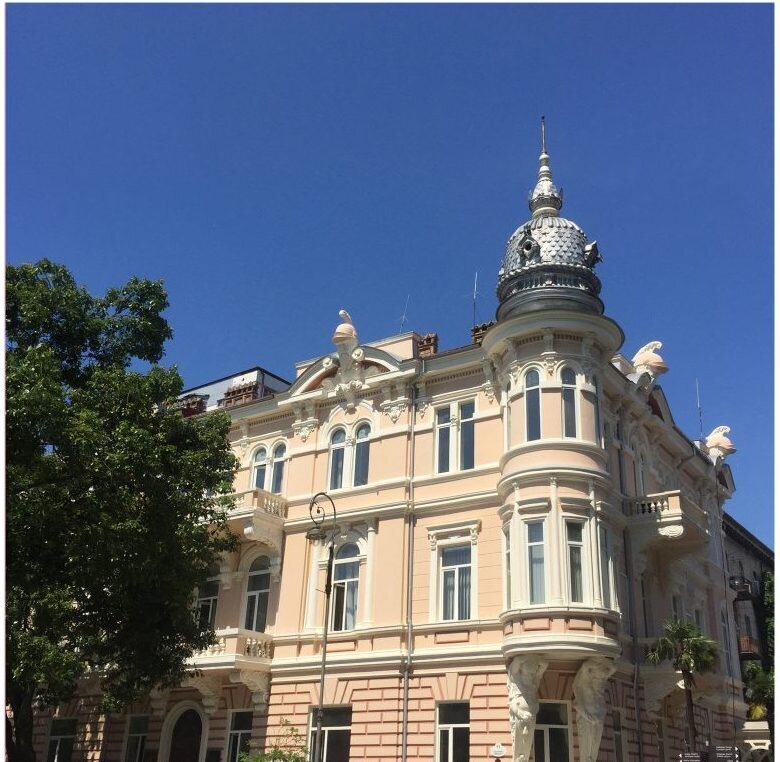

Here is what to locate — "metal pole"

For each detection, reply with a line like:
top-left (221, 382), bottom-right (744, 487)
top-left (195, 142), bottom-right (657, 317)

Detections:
top-left (308, 492), bottom-right (337, 762)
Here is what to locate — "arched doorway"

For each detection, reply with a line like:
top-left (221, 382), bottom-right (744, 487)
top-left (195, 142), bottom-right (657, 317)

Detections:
top-left (169, 709), bottom-right (202, 762)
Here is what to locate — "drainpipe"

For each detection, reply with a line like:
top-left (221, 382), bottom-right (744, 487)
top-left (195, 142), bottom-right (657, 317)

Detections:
top-left (401, 363), bottom-right (421, 762)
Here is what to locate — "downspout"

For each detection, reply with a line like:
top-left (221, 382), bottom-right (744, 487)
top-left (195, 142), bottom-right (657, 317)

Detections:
top-left (617, 419), bottom-right (646, 762)
top-left (401, 361), bottom-right (421, 762)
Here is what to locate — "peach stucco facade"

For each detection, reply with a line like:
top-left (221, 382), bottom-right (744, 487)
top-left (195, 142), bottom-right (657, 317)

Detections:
top-left (32, 140), bottom-right (755, 762)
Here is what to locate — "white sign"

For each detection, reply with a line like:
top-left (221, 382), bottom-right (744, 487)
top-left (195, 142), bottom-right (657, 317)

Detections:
top-left (490, 742), bottom-right (506, 758)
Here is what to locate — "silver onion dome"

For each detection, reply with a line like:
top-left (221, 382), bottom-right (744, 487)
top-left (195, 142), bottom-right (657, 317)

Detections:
top-left (496, 119), bottom-right (604, 320)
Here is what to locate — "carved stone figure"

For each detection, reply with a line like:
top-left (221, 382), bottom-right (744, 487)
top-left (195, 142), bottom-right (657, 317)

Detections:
top-left (507, 654), bottom-right (548, 762)
top-left (631, 341), bottom-right (669, 379)
top-left (572, 657), bottom-right (616, 762)
top-left (705, 426), bottom-right (736, 463)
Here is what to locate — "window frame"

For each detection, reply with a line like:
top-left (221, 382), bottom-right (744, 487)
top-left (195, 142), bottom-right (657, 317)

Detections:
top-left (122, 715), bottom-right (149, 762)
top-left (427, 521), bottom-right (480, 624)
top-left (197, 567), bottom-right (221, 630)
top-left (225, 710), bottom-right (253, 762)
top-left (526, 519), bottom-right (546, 605)
top-left (244, 555), bottom-right (272, 633)
top-left (533, 701), bottom-right (572, 762)
top-left (353, 423), bottom-right (371, 487)
top-left (308, 706), bottom-right (352, 762)
top-left (328, 428), bottom-right (347, 491)
top-left (524, 368), bottom-right (542, 442)
top-left (331, 543), bottom-right (360, 632)
top-left (434, 400), bottom-right (477, 474)
top-left (599, 524), bottom-right (614, 610)
top-left (47, 718), bottom-right (78, 762)
top-left (565, 520), bottom-right (586, 604)
top-left (560, 367), bottom-right (578, 439)
top-left (270, 443), bottom-right (286, 495)
top-left (251, 447), bottom-right (268, 491)
top-left (440, 544), bottom-right (472, 622)
top-left (436, 702), bottom-right (470, 762)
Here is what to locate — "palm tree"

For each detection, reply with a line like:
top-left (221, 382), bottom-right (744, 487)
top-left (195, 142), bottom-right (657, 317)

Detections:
top-left (646, 619), bottom-right (719, 751)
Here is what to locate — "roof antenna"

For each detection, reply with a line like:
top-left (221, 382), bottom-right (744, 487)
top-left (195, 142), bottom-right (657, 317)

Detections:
top-left (399, 294), bottom-right (410, 333)
top-left (695, 378), bottom-right (704, 443)
top-left (472, 271), bottom-right (479, 327)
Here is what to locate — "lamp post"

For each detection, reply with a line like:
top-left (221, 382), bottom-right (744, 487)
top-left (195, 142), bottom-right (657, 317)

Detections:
top-left (307, 491), bottom-right (337, 762)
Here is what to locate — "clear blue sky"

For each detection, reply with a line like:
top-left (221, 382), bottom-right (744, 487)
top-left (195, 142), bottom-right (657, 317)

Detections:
top-left (7, 4), bottom-right (773, 546)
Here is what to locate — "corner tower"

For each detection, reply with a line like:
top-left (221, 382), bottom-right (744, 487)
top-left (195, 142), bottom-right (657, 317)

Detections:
top-left (496, 117), bottom-right (604, 320)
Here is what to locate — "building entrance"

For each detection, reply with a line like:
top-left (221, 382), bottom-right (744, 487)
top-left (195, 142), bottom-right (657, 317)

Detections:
top-left (169, 709), bottom-right (202, 762)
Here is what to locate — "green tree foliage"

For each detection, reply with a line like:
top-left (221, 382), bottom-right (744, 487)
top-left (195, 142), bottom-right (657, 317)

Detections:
top-left (240, 720), bottom-right (308, 762)
top-left (6, 260), bottom-right (239, 762)
top-left (743, 572), bottom-right (773, 749)
top-left (646, 619), bottom-right (719, 750)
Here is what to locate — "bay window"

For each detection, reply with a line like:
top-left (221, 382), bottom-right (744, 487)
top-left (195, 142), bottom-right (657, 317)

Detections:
top-left (527, 521), bottom-right (545, 604)
top-left (561, 367), bottom-right (577, 438)
top-left (566, 522), bottom-right (584, 603)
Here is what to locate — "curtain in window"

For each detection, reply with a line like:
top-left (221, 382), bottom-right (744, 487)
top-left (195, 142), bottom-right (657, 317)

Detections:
top-left (529, 545), bottom-right (545, 604)
top-left (458, 566), bottom-right (471, 620)
top-left (443, 569), bottom-right (455, 620)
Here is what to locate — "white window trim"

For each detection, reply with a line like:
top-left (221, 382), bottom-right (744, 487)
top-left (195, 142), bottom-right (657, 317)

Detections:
top-left (307, 707), bottom-right (352, 762)
top-left (250, 446), bottom-right (269, 491)
top-left (564, 518), bottom-right (588, 604)
top-left (328, 428), bottom-right (347, 491)
top-left (156, 702), bottom-right (209, 762)
top-left (427, 520), bottom-right (480, 624)
top-left (433, 400), bottom-right (477, 475)
top-left (324, 421), bottom-right (373, 493)
top-left (243, 558), bottom-right (272, 633)
top-left (534, 701), bottom-right (574, 762)
top-left (560, 367), bottom-right (579, 439)
top-left (47, 718), bottom-right (78, 762)
top-left (524, 517), bottom-right (547, 606)
top-left (224, 709), bottom-right (254, 762)
top-left (523, 368), bottom-right (543, 442)
top-left (315, 531), bottom-right (369, 629)
top-left (435, 703), bottom-right (470, 762)
top-left (269, 441), bottom-right (288, 495)
top-left (331, 543), bottom-right (361, 632)
top-left (120, 715), bottom-right (149, 762)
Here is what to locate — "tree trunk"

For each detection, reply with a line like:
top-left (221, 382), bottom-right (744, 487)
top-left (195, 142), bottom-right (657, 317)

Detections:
top-left (683, 671), bottom-right (697, 751)
top-left (7, 688), bottom-right (39, 762)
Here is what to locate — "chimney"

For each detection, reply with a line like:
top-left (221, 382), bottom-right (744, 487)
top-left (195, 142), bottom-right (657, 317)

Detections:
top-left (471, 321), bottom-right (495, 345)
top-left (417, 333), bottom-right (439, 357)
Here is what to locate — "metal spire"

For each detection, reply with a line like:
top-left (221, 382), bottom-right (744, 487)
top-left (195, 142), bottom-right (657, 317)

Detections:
top-left (529, 115), bottom-right (563, 217)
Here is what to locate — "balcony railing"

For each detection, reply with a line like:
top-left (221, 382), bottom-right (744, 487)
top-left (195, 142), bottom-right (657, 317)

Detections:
top-left (737, 635), bottom-right (761, 660)
top-left (191, 628), bottom-right (273, 664)
top-left (623, 490), bottom-right (709, 548)
top-left (229, 489), bottom-right (288, 519)
top-left (729, 575), bottom-right (753, 600)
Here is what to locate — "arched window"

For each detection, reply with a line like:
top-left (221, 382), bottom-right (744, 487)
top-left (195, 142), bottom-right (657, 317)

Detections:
top-left (270, 444), bottom-right (286, 494)
top-left (525, 370), bottom-right (541, 441)
top-left (252, 448), bottom-right (267, 490)
top-left (332, 543), bottom-right (359, 631)
top-left (245, 556), bottom-right (271, 632)
top-left (353, 424), bottom-right (370, 487)
top-left (561, 368), bottom-right (577, 438)
top-left (329, 429), bottom-right (346, 490)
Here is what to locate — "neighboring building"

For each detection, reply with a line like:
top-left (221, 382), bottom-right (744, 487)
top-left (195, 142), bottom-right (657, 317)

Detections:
top-left (723, 514), bottom-right (774, 762)
top-left (32, 130), bottom-right (764, 762)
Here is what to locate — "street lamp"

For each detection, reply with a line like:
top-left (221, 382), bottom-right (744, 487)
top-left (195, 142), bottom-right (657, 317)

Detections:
top-left (307, 491), bottom-right (337, 762)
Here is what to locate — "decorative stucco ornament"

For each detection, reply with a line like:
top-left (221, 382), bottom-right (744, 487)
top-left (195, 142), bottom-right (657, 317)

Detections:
top-left (507, 654), bottom-right (548, 762)
top-left (705, 426), bottom-right (737, 462)
top-left (572, 657), bottom-right (617, 762)
top-left (496, 118), bottom-right (603, 319)
top-left (631, 341), bottom-right (669, 379)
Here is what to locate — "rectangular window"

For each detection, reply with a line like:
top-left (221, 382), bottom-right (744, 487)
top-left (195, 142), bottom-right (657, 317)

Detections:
top-left (672, 595), bottom-right (683, 622)
top-left (124, 716), bottom-right (148, 762)
top-left (309, 707), bottom-right (351, 762)
top-left (504, 526), bottom-right (512, 609)
top-left (534, 703), bottom-right (569, 762)
top-left (528, 522), bottom-right (545, 604)
top-left (436, 408), bottom-right (451, 473)
top-left (437, 703), bottom-right (469, 762)
top-left (198, 579), bottom-right (219, 629)
top-left (47, 719), bottom-right (77, 762)
top-left (227, 711), bottom-right (253, 762)
top-left (526, 386), bottom-right (541, 441)
top-left (566, 522), bottom-right (584, 603)
top-left (329, 448), bottom-right (344, 490)
top-left (562, 387), bottom-right (576, 438)
top-left (599, 525), bottom-right (611, 609)
top-left (459, 401), bottom-right (475, 470)
top-left (612, 710), bottom-right (624, 762)
top-left (441, 545), bottom-right (471, 621)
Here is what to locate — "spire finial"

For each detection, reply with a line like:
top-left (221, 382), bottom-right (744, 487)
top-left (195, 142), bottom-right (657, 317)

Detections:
top-left (529, 116), bottom-right (563, 217)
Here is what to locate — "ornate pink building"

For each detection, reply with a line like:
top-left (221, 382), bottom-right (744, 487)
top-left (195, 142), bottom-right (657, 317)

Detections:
top-left (34, 133), bottom-right (758, 762)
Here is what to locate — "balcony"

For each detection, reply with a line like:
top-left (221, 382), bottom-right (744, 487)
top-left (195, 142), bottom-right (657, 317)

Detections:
top-left (188, 628), bottom-right (273, 671)
top-left (227, 489), bottom-right (287, 555)
top-left (738, 635), bottom-right (761, 660)
top-left (623, 490), bottom-right (709, 553)
top-left (729, 575), bottom-right (753, 601)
